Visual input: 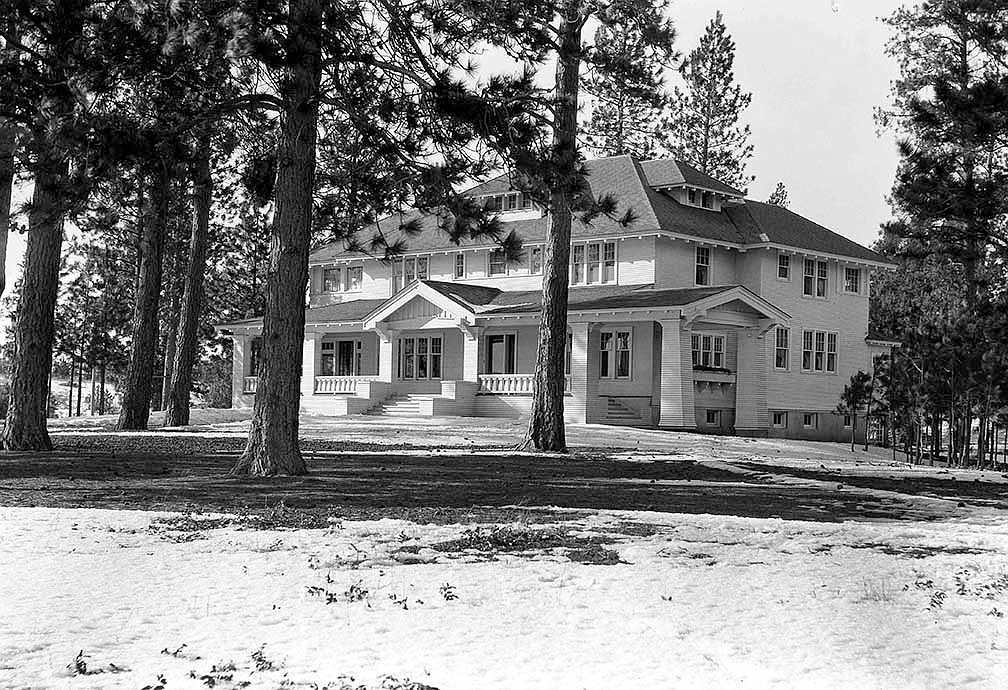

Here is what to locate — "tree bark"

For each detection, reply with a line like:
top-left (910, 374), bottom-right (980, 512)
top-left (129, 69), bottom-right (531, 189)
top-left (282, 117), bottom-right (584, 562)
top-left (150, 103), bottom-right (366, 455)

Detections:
top-left (521, 4), bottom-right (583, 453)
top-left (0, 24), bottom-right (20, 299)
top-left (232, 0), bottom-right (322, 476)
top-left (1, 154), bottom-right (69, 450)
top-left (159, 223), bottom-right (183, 412)
top-left (67, 355), bottom-right (75, 418)
top-left (166, 127), bottom-right (212, 427)
top-left (116, 166), bottom-right (169, 430)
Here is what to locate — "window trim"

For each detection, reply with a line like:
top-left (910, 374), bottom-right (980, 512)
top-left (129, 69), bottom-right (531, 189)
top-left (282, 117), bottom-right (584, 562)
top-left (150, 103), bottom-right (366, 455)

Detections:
top-left (801, 329), bottom-right (838, 374)
top-left (705, 409), bottom-right (721, 427)
top-left (570, 240), bottom-right (617, 286)
top-left (843, 266), bottom-right (861, 295)
top-left (453, 252), bottom-right (466, 280)
top-left (322, 265), bottom-right (363, 294)
top-left (528, 245), bottom-right (543, 275)
top-left (484, 331), bottom-right (518, 375)
top-left (774, 327), bottom-right (790, 370)
top-left (695, 246), bottom-right (711, 286)
top-left (771, 411), bottom-right (788, 429)
top-left (777, 253), bottom-right (791, 281)
top-left (320, 338), bottom-right (363, 377)
top-left (487, 248), bottom-right (508, 277)
top-left (802, 412), bottom-right (818, 429)
top-left (802, 258), bottom-right (829, 299)
top-left (391, 255), bottom-right (430, 294)
top-left (397, 335), bottom-right (443, 380)
top-left (691, 331), bottom-right (726, 370)
top-left (599, 328), bottom-right (633, 380)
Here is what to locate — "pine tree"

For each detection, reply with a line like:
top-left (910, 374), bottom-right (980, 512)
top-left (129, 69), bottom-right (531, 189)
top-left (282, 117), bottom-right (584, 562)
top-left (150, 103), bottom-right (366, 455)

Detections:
top-left (767, 182), bottom-right (788, 207)
top-left (582, 24), bottom-right (677, 158)
top-left (661, 11), bottom-right (754, 191)
top-left (837, 371), bottom-right (872, 453)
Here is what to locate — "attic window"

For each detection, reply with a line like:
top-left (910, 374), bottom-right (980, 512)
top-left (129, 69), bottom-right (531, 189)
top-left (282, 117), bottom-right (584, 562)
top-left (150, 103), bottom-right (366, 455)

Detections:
top-left (482, 192), bottom-right (534, 213)
top-left (687, 188), bottom-right (698, 205)
top-left (702, 192), bottom-right (714, 209)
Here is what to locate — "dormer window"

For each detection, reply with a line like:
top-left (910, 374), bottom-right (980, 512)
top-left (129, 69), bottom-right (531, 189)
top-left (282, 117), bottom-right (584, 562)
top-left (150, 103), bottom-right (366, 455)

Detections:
top-left (702, 192), bottom-right (713, 209)
top-left (482, 192), bottom-right (534, 213)
top-left (687, 188), bottom-right (698, 205)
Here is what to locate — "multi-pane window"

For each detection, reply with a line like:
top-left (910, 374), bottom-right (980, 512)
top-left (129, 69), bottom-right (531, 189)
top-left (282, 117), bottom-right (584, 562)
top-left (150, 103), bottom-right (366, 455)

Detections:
top-left (391, 256), bottom-right (429, 293)
top-left (687, 188), bottom-right (698, 205)
top-left (571, 241), bottom-right (616, 285)
top-left (695, 246), bottom-right (711, 285)
top-left (324, 266), bottom-right (362, 292)
top-left (488, 248), bottom-right (508, 276)
top-left (803, 258), bottom-right (828, 297)
top-left (691, 333), bottom-right (725, 369)
top-left (772, 411), bottom-right (788, 428)
top-left (320, 340), bottom-right (362, 376)
top-left (774, 327), bottom-right (790, 370)
top-left (803, 413), bottom-right (818, 429)
top-left (398, 336), bottom-right (442, 379)
top-left (778, 254), bottom-right (791, 280)
top-left (802, 330), bottom-right (837, 373)
top-left (481, 192), bottom-right (534, 212)
top-left (844, 267), bottom-right (861, 294)
top-left (702, 192), bottom-right (714, 209)
top-left (705, 409), bottom-right (721, 426)
top-left (323, 267), bottom-right (341, 292)
top-left (485, 333), bottom-right (517, 374)
top-left (454, 253), bottom-right (466, 279)
top-left (529, 246), bottom-right (543, 275)
top-left (599, 329), bottom-right (632, 379)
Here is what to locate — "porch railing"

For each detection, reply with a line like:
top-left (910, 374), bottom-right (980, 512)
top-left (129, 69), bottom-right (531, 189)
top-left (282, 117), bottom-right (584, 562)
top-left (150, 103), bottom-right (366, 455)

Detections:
top-left (478, 374), bottom-right (572, 395)
top-left (314, 376), bottom-right (378, 394)
top-left (243, 376), bottom-right (258, 394)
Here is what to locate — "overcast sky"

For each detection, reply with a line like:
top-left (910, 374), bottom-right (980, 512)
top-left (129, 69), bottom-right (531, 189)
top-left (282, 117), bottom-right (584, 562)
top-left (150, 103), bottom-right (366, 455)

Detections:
top-left (2, 0), bottom-right (906, 306)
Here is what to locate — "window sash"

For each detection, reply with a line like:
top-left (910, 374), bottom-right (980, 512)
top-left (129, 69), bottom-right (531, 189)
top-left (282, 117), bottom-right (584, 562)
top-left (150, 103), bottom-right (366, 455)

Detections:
top-left (454, 253), bottom-right (466, 279)
top-left (346, 266), bottom-right (362, 291)
top-left (772, 411), bottom-right (787, 428)
top-left (778, 254), bottom-right (790, 279)
top-left (774, 327), bottom-right (789, 369)
top-left (488, 248), bottom-right (507, 276)
top-left (803, 259), bottom-right (815, 296)
top-left (802, 330), bottom-right (837, 373)
top-left (323, 268), bottom-right (341, 292)
top-left (486, 333), bottom-right (516, 374)
top-left (529, 246), bottom-right (543, 275)
top-left (691, 333), bottom-right (724, 369)
top-left (695, 247), bottom-right (711, 286)
top-left (599, 330), bottom-right (632, 379)
top-left (571, 242), bottom-right (615, 285)
top-left (816, 261), bottom-right (828, 297)
top-left (399, 336), bottom-right (442, 380)
top-left (844, 267), bottom-right (860, 293)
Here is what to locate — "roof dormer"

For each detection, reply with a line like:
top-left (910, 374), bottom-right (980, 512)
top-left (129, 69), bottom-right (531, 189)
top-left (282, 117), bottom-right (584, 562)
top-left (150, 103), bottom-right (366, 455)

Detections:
top-left (474, 191), bottom-right (542, 221)
top-left (665, 185), bottom-right (736, 212)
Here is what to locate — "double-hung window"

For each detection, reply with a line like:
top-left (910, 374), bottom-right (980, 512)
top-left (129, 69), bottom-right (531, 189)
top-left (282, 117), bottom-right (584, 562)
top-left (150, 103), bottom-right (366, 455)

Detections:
top-left (844, 267), bottom-right (861, 294)
top-left (398, 336), bottom-right (442, 379)
top-left (695, 246), bottom-right (711, 286)
top-left (802, 330), bottom-right (837, 373)
top-left (803, 258), bottom-right (828, 298)
top-left (777, 254), bottom-right (791, 280)
top-left (774, 327), bottom-right (789, 370)
top-left (772, 411), bottom-right (788, 428)
top-left (529, 246), bottom-right (543, 275)
top-left (488, 248), bottom-right (508, 276)
top-left (454, 253), bottom-right (466, 279)
top-left (599, 329), bottom-right (632, 379)
top-left (323, 267), bottom-right (341, 293)
top-left (392, 256), bottom-right (429, 294)
top-left (570, 241), bottom-right (616, 285)
top-left (691, 333), bottom-right (725, 369)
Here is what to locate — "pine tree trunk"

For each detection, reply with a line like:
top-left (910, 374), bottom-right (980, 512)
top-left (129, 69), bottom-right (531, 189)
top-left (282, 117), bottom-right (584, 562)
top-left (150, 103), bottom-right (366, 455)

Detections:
top-left (521, 3), bottom-right (582, 453)
top-left (116, 166), bottom-right (169, 431)
top-left (159, 236), bottom-right (182, 413)
top-left (67, 356), bottom-right (75, 418)
top-left (850, 413), bottom-right (856, 453)
top-left (75, 348), bottom-right (83, 417)
top-left (0, 122), bottom-right (14, 299)
top-left (166, 127), bottom-right (212, 427)
top-left (98, 361), bottom-right (106, 416)
top-left (1, 154), bottom-right (68, 450)
top-left (232, 0), bottom-right (322, 476)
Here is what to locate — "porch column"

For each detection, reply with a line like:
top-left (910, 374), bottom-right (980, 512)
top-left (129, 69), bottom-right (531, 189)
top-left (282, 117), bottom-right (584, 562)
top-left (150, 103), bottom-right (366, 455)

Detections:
top-left (657, 319), bottom-right (696, 430)
top-left (231, 335), bottom-right (248, 406)
top-left (301, 333), bottom-right (320, 397)
top-left (569, 322), bottom-right (598, 424)
top-left (376, 330), bottom-right (394, 383)
top-left (461, 326), bottom-right (481, 383)
top-left (735, 329), bottom-right (769, 436)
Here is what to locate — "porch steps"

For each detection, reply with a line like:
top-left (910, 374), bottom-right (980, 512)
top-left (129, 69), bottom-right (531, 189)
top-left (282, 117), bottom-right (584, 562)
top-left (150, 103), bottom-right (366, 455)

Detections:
top-left (604, 398), bottom-right (648, 427)
top-left (366, 394), bottom-right (433, 417)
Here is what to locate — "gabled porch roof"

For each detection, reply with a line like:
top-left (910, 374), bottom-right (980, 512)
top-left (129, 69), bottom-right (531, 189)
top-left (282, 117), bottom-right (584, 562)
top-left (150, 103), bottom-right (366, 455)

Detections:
top-left (216, 281), bottom-right (790, 334)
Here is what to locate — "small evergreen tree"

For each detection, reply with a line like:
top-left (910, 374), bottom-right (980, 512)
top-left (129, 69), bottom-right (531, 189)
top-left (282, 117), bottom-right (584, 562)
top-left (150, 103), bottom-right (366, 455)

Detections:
top-left (837, 370), bottom-right (873, 453)
top-left (767, 182), bottom-right (789, 207)
top-left (661, 11), bottom-right (754, 191)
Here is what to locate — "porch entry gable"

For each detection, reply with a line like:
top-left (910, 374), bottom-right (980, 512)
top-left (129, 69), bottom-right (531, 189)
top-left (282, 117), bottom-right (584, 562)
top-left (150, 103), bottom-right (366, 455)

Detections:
top-left (363, 281), bottom-right (478, 330)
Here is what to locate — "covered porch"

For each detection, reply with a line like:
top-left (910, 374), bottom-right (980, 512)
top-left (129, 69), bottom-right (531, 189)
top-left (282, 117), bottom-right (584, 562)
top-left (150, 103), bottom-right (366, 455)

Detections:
top-left (224, 281), bottom-right (789, 431)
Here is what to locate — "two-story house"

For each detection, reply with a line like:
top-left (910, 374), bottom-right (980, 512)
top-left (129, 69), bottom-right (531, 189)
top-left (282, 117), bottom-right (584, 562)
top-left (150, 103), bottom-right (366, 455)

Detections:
top-left (218, 155), bottom-right (897, 441)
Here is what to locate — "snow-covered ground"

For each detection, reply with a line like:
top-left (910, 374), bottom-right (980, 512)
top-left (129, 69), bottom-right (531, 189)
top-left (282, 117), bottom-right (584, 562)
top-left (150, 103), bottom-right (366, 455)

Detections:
top-left (3, 505), bottom-right (1008, 689)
